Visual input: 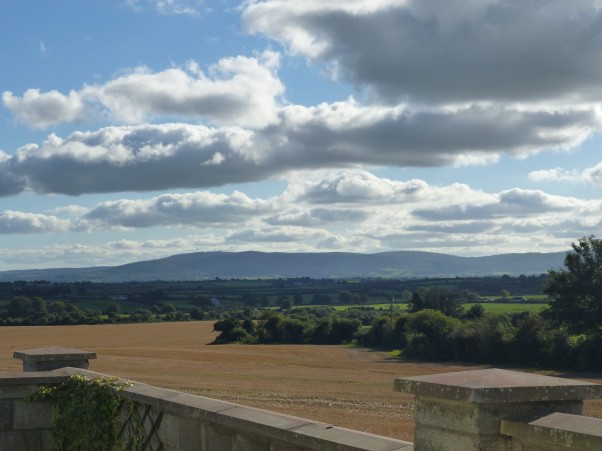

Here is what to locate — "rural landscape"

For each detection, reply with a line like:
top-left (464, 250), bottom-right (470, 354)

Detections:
top-left (1, 236), bottom-right (602, 443)
top-left (3, 1), bottom-right (602, 448)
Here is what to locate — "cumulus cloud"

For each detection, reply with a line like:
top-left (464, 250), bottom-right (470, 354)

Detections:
top-left (266, 207), bottom-right (367, 226)
top-left (529, 161), bottom-right (602, 186)
top-left (89, 54), bottom-right (283, 127)
top-left (1, 169), bottom-right (601, 264)
top-left (413, 188), bottom-right (580, 221)
top-left (2, 53), bottom-right (283, 129)
top-left (288, 170), bottom-right (429, 204)
top-left (7, 124), bottom-right (263, 195)
top-left (0, 211), bottom-right (70, 234)
top-left (244, 0), bottom-right (602, 104)
top-left (2, 89), bottom-right (87, 129)
top-left (286, 170), bottom-right (493, 207)
top-left (265, 103), bottom-right (597, 168)
top-left (83, 190), bottom-right (272, 228)
top-left (2, 99), bottom-right (596, 197)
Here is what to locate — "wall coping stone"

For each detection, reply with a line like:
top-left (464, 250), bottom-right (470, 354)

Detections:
top-left (13, 347), bottom-right (96, 363)
top-left (0, 371), bottom-right (70, 386)
top-left (501, 412), bottom-right (602, 448)
top-left (14, 347), bottom-right (97, 372)
top-left (394, 368), bottom-right (602, 403)
top-left (15, 367), bottom-right (414, 451)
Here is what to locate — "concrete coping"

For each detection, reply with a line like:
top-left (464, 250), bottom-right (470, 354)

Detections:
top-left (0, 370), bottom-right (70, 385)
top-left (500, 413), bottom-right (602, 449)
top-left (13, 346), bottom-right (97, 363)
top-left (14, 347), bottom-right (97, 371)
top-left (394, 368), bottom-right (602, 403)
top-left (13, 346), bottom-right (96, 362)
top-left (57, 367), bottom-right (414, 451)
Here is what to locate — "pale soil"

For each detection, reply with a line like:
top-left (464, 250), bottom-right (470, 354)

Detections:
top-left (0, 321), bottom-right (600, 442)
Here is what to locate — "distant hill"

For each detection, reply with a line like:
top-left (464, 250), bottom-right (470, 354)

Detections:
top-left (0, 250), bottom-right (567, 282)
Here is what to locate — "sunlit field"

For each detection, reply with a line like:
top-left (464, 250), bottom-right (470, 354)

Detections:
top-left (0, 321), bottom-right (599, 442)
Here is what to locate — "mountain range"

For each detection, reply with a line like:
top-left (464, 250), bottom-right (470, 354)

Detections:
top-left (0, 250), bottom-right (568, 282)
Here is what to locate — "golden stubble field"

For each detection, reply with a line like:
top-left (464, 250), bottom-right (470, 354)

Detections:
top-left (1, 321), bottom-right (601, 442)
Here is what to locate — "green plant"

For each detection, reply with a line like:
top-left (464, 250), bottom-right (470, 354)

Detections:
top-left (29, 375), bottom-right (140, 451)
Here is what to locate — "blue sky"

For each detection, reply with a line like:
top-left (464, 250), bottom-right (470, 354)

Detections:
top-left (1, 0), bottom-right (602, 270)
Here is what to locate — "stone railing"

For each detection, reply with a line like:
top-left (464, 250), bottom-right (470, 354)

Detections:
top-left (395, 368), bottom-right (602, 450)
top-left (3, 347), bottom-right (602, 450)
top-left (3, 347), bottom-right (413, 451)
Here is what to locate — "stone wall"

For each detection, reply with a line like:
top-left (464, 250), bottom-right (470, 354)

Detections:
top-left (0, 365), bottom-right (413, 451)
top-left (395, 368), bottom-right (602, 451)
top-left (0, 372), bottom-right (64, 450)
top-left (4, 347), bottom-right (602, 450)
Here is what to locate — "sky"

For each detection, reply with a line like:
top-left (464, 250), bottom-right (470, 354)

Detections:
top-left (1, 0), bottom-right (602, 271)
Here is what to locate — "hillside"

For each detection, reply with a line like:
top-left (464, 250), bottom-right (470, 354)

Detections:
top-left (0, 250), bottom-right (567, 282)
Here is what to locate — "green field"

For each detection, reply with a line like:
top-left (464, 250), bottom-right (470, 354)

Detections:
top-left (321, 302), bottom-right (548, 315)
top-left (473, 302), bottom-right (547, 314)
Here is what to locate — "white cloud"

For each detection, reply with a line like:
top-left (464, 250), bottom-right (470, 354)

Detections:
top-left (0, 211), bottom-right (70, 234)
top-left (46, 205), bottom-right (91, 217)
top-left (83, 190), bottom-right (272, 228)
top-left (2, 89), bottom-right (87, 129)
top-left (88, 53), bottom-right (283, 127)
top-left (6, 124), bottom-right (261, 195)
top-left (1, 169), bottom-right (601, 265)
top-left (1, 100), bottom-right (596, 196)
top-left (3, 53), bottom-right (283, 129)
top-left (266, 207), bottom-right (367, 226)
top-left (287, 171), bottom-right (430, 204)
top-left (413, 188), bottom-right (583, 221)
top-left (529, 161), bottom-right (602, 186)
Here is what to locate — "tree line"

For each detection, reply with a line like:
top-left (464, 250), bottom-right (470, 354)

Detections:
top-left (0, 296), bottom-right (229, 326)
top-left (212, 236), bottom-right (602, 372)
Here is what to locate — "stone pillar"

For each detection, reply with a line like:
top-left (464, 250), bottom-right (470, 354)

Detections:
top-left (13, 347), bottom-right (97, 372)
top-left (394, 368), bottom-right (602, 451)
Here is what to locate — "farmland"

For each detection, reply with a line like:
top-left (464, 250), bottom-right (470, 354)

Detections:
top-left (1, 321), bottom-right (600, 442)
top-left (0, 274), bottom-right (549, 323)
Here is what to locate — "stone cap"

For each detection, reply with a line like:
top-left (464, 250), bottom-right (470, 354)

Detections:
top-left (501, 413), bottom-right (602, 449)
top-left (394, 368), bottom-right (602, 403)
top-left (13, 346), bottom-right (97, 363)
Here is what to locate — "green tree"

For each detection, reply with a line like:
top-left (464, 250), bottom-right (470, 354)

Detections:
top-left (105, 302), bottom-right (121, 315)
top-left (544, 235), bottom-right (602, 334)
top-left (7, 296), bottom-right (33, 318)
top-left (407, 288), bottom-right (463, 317)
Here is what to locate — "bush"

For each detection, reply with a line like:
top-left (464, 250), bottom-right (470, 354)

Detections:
top-left (449, 314), bottom-right (510, 364)
top-left (403, 310), bottom-right (458, 360)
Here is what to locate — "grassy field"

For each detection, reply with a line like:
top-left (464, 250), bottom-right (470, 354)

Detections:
top-left (0, 321), bottom-right (599, 442)
top-left (326, 302), bottom-right (548, 314)
top-left (473, 302), bottom-right (547, 314)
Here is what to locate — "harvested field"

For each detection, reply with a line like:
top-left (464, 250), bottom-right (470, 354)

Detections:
top-left (0, 321), bottom-right (601, 442)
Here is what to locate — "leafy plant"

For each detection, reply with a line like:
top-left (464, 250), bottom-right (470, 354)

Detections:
top-left (29, 375), bottom-right (140, 451)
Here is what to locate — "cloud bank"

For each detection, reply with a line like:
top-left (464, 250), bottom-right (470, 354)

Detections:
top-left (244, 0), bottom-right (602, 104)
top-left (0, 101), bottom-right (597, 196)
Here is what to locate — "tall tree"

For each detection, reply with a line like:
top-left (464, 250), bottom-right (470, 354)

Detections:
top-left (544, 236), bottom-right (602, 334)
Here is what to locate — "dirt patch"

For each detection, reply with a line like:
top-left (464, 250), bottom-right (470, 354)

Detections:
top-left (1, 321), bottom-right (600, 441)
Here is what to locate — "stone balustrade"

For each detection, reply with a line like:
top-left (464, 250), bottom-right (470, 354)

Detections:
top-left (2, 347), bottom-right (602, 450)
top-left (1, 347), bottom-right (413, 451)
top-left (394, 368), bottom-right (602, 451)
